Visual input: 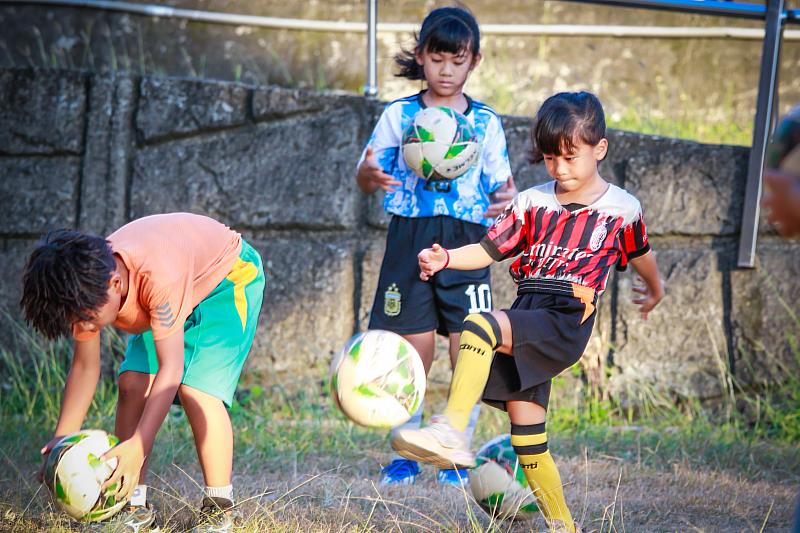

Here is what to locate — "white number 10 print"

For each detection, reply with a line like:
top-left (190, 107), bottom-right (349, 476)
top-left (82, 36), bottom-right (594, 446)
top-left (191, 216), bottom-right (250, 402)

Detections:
top-left (465, 284), bottom-right (492, 313)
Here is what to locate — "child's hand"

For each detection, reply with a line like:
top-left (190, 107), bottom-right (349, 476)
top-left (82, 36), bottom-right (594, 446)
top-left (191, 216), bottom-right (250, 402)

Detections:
top-left (418, 243), bottom-right (449, 281)
top-left (101, 436), bottom-right (145, 502)
top-left (631, 275), bottom-right (664, 320)
top-left (358, 146), bottom-right (402, 192)
top-left (484, 175), bottom-right (517, 218)
top-left (762, 169), bottom-right (800, 237)
top-left (37, 435), bottom-right (65, 483)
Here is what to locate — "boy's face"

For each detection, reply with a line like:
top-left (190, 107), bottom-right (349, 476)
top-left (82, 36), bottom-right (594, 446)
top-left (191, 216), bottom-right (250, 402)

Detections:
top-left (416, 47), bottom-right (480, 98)
top-left (543, 139), bottom-right (608, 193)
top-left (72, 273), bottom-right (123, 335)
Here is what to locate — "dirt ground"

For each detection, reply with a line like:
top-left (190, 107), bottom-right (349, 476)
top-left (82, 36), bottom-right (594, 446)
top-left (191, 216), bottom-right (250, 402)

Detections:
top-left (2, 450), bottom-right (796, 532)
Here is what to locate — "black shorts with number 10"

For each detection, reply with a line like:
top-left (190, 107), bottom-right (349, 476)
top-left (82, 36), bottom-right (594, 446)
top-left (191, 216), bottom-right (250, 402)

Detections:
top-left (369, 215), bottom-right (492, 336)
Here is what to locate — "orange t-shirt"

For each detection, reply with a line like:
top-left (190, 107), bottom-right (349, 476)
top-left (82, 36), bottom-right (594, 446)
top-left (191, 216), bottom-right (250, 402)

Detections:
top-left (74, 213), bottom-right (242, 342)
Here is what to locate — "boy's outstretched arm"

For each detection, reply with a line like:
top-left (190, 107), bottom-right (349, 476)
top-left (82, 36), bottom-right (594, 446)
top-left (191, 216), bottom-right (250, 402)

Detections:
top-left (629, 251), bottom-right (665, 320)
top-left (356, 146), bottom-right (402, 194)
top-left (418, 243), bottom-right (494, 281)
top-left (39, 336), bottom-right (102, 479)
top-left (102, 329), bottom-right (185, 500)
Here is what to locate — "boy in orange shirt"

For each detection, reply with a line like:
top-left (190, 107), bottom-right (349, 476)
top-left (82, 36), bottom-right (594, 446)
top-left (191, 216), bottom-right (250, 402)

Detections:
top-left (21, 213), bottom-right (265, 532)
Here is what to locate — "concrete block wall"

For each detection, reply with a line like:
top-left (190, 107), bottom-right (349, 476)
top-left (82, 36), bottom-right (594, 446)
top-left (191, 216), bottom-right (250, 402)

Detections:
top-left (1, 68), bottom-right (797, 400)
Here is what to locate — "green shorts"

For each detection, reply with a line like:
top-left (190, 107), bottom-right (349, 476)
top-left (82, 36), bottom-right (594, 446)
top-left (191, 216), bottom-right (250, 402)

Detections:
top-left (119, 239), bottom-right (265, 406)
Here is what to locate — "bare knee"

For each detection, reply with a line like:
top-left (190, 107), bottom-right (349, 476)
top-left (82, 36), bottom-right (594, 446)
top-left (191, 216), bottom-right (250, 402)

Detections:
top-left (507, 400), bottom-right (546, 425)
top-left (117, 371), bottom-right (151, 403)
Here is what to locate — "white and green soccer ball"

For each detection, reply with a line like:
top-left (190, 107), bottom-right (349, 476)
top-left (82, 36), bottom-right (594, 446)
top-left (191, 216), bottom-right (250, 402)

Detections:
top-left (43, 429), bottom-right (127, 522)
top-left (402, 106), bottom-right (480, 181)
top-left (470, 434), bottom-right (540, 521)
top-left (329, 330), bottom-right (426, 428)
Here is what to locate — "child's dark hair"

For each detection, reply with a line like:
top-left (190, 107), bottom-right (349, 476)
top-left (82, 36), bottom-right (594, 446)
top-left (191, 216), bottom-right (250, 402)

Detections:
top-left (531, 91), bottom-right (607, 163)
top-left (395, 6), bottom-right (480, 80)
top-left (20, 229), bottom-right (116, 339)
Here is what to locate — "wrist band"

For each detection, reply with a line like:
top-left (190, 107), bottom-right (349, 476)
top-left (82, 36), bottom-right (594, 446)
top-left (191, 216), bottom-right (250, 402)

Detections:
top-left (442, 248), bottom-right (450, 270)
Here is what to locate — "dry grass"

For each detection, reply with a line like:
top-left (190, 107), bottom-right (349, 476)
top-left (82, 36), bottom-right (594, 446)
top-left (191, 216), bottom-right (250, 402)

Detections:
top-left (1, 436), bottom-right (796, 532)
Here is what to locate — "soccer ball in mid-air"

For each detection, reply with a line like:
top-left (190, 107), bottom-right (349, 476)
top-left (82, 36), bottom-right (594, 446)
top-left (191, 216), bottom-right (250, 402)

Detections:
top-left (470, 434), bottom-right (539, 521)
top-left (329, 330), bottom-right (426, 428)
top-left (402, 106), bottom-right (480, 181)
top-left (43, 429), bottom-right (127, 522)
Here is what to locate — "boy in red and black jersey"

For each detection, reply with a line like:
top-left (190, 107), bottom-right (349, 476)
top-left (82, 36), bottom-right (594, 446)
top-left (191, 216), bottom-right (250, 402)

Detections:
top-left (392, 92), bottom-right (664, 533)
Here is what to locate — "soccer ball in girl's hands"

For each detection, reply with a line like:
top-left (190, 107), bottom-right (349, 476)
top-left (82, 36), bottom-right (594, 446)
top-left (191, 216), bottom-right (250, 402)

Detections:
top-left (43, 429), bottom-right (127, 522)
top-left (470, 434), bottom-right (539, 521)
top-left (329, 330), bottom-right (426, 428)
top-left (402, 106), bottom-right (480, 180)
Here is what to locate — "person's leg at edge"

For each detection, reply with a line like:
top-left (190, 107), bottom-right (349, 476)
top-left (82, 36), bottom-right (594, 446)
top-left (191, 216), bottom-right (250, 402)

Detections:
top-left (178, 384), bottom-right (234, 504)
top-left (508, 400), bottom-right (575, 533)
top-left (116, 371), bottom-right (156, 506)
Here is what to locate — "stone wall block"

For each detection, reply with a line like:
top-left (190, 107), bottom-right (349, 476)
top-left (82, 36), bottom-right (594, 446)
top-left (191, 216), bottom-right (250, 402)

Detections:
top-left (136, 77), bottom-right (249, 143)
top-left (731, 241), bottom-right (800, 386)
top-left (608, 131), bottom-right (749, 236)
top-left (0, 69), bottom-right (86, 154)
top-left (365, 191), bottom-right (390, 229)
top-left (608, 242), bottom-right (730, 400)
top-left (0, 238), bottom-right (38, 351)
top-left (243, 236), bottom-right (355, 375)
top-left (0, 157), bottom-right (80, 234)
top-left (503, 115), bottom-right (551, 191)
top-left (131, 110), bottom-right (362, 229)
top-left (358, 235), bottom-right (385, 330)
top-left (78, 72), bottom-right (136, 235)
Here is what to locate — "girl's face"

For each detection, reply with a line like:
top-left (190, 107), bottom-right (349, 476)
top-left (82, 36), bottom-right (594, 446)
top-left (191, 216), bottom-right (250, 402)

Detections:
top-left (415, 47), bottom-right (481, 98)
top-left (542, 138), bottom-right (608, 193)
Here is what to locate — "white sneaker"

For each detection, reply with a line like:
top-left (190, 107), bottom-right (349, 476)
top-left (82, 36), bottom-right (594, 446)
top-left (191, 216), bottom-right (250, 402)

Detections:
top-left (391, 414), bottom-right (476, 469)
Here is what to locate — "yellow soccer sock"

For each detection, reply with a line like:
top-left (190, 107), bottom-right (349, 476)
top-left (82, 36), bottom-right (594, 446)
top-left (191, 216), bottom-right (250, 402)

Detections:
top-left (511, 424), bottom-right (575, 532)
top-left (443, 313), bottom-right (501, 431)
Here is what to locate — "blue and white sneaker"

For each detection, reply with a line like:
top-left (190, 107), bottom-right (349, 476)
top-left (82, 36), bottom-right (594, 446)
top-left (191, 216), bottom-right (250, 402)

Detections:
top-left (437, 468), bottom-right (469, 486)
top-left (380, 458), bottom-right (420, 485)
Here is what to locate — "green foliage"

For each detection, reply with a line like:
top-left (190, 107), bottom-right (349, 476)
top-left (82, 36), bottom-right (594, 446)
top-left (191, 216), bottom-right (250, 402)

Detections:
top-left (0, 324), bottom-right (120, 429)
top-left (607, 105), bottom-right (751, 147)
top-left (2, 316), bottom-right (799, 486)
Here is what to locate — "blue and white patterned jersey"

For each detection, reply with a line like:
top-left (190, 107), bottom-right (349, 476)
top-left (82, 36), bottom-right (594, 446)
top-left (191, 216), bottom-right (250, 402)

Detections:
top-left (359, 92), bottom-right (512, 227)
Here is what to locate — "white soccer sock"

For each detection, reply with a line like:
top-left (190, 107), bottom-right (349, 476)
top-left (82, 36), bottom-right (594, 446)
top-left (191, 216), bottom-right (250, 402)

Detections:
top-left (464, 403), bottom-right (481, 446)
top-left (130, 485), bottom-right (147, 507)
top-left (389, 400), bottom-right (424, 462)
top-left (203, 485), bottom-right (234, 503)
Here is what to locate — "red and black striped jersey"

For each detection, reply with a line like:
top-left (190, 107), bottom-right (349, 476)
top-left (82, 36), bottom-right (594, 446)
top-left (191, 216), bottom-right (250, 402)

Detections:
top-left (480, 181), bottom-right (649, 295)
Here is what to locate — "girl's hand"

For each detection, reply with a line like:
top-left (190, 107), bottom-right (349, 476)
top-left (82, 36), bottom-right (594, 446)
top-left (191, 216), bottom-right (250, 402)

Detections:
top-left (38, 435), bottom-right (66, 483)
top-left (484, 175), bottom-right (517, 218)
top-left (418, 243), bottom-right (449, 281)
top-left (631, 275), bottom-right (664, 320)
top-left (358, 146), bottom-right (402, 192)
top-left (101, 436), bottom-right (146, 502)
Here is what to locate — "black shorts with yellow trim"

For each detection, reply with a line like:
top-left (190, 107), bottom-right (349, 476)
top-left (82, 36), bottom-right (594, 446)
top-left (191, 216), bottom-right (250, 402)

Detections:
top-left (482, 279), bottom-right (597, 412)
top-left (368, 215), bottom-right (492, 336)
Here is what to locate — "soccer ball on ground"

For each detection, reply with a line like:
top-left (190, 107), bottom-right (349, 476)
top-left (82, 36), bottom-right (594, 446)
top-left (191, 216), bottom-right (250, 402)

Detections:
top-left (43, 429), bottom-right (127, 522)
top-left (470, 433), bottom-right (539, 521)
top-left (402, 106), bottom-right (480, 181)
top-left (329, 330), bottom-right (426, 428)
